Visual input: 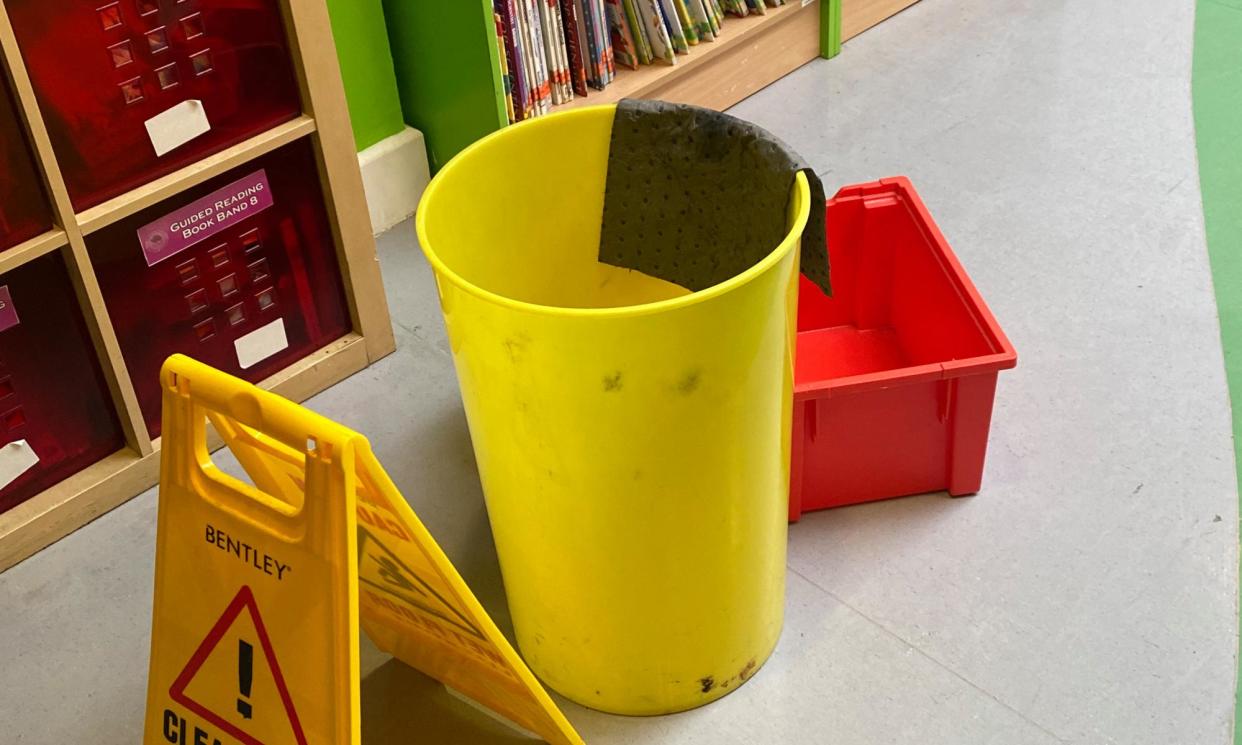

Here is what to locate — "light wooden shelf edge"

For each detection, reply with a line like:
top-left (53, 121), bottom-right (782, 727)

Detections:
top-left (0, 448), bottom-right (157, 575)
top-left (0, 228), bottom-right (67, 275)
top-left (75, 115), bottom-right (318, 236)
top-left (283, 0), bottom-right (398, 364)
top-left (552, 0), bottom-right (822, 113)
top-left (0, 332), bottom-right (370, 573)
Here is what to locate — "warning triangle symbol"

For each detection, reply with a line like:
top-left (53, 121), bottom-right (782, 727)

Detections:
top-left (356, 525), bottom-right (483, 639)
top-left (169, 585), bottom-right (306, 745)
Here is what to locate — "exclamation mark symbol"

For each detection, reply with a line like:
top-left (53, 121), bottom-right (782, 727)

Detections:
top-left (237, 640), bottom-right (254, 720)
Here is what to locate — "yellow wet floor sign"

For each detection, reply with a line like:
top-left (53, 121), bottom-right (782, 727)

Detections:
top-left (143, 355), bottom-right (583, 745)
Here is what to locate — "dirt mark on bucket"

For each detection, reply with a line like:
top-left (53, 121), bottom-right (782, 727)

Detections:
top-left (677, 369), bottom-right (701, 395)
top-left (502, 332), bottom-right (532, 363)
top-left (700, 658), bottom-right (758, 695)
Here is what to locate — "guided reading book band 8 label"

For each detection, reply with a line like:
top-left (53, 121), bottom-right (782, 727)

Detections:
top-left (88, 139), bottom-right (351, 438)
top-left (0, 73), bottom-right (52, 251)
top-left (0, 253), bottom-right (126, 514)
top-left (5, 0), bottom-right (302, 211)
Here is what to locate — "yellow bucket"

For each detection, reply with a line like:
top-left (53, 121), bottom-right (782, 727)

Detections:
top-left (416, 104), bottom-right (810, 716)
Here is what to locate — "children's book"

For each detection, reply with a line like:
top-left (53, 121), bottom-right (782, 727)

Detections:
top-left (496, 0), bottom-right (530, 121)
top-left (591, 0), bottom-right (616, 82)
top-left (492, 6), bottom-right (517, 123)
top-left (541, 0), bottom-right (573, 104)
top-left (559, 0), bottom-right (591, 96)
top-left (635, 0), bottom-right (676, 64)
top-left (518, 0), bottom-right (552, 115)
top-left (671, 0), bottom-right (701, 45)
top-left (622, 0), bottom-right (654, 64)
top-left (657, 0), bottom-right (689, 53)
top-left (603, 0), bottom-right (641, 69)
top-left (574, 0), bottom-right (604, 88)
top-left (684, 0), bottom-right (715, 41)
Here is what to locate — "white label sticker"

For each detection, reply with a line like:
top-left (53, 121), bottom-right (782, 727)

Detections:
top-left (144, 99), bottom-right (211, 157)
top-left (0, 439), bottom-right (39, 491)
top-left (235, 318), bottom-right (289, 369)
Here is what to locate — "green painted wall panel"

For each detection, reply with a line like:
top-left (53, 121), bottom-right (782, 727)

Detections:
top-left (326, 0), bottom-right (406, 151)
top-left (380, 0), bottom-right (508, 172)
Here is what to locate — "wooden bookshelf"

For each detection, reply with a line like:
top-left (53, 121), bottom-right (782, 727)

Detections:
top-left (388, 0), bottom-right (927, 170)
top-left (387, 1), bottom-right (837, 171)
top-left (0, 0), bottom-right (395, 572)
top-left (556, 1), bottom-right (824, 113)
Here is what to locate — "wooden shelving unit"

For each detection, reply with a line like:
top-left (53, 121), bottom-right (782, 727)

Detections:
top-left (558, 0), bottom-right (926, 107)
top-left (0, 0), bottom-right (395, 572)
top-left (389, 1), bottom-right (834, 172)
top-left (546, 0), bottom-right (920, 110)
top-left (387, 0), bottom-right (926, 170)
top-left (74, 116), bottom-right (319, 236)
top-left (556, 1), bottom-right (823, 113)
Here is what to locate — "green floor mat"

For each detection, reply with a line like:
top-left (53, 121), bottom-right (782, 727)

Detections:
top-left (1192, 1), bottom-right (1242, 741)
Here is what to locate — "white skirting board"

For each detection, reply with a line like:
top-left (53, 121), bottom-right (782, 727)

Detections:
top-left (358, 126), bottom-right (430, 235)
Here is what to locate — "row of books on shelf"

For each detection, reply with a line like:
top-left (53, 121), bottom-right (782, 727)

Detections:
top-left (493, 0), bottom-right (793, 122)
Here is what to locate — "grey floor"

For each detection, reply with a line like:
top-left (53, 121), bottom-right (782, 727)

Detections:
top-left (2, 0), bottom-right (1237, 743)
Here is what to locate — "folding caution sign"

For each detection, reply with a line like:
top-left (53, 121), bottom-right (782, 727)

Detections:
top-left (143, 355), bottom-right (583, 745)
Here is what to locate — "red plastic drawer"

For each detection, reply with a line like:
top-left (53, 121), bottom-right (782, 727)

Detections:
top-left (790, 177), bottom-right (1017, 521)
top-left (0, 252), bottom-right (126, 514)
top-left (88, 139), bottom-right (351, 437)
top-left (6, 0), bottom-right (301, 211)
top-left (0, 72), bottom-right (52, 251)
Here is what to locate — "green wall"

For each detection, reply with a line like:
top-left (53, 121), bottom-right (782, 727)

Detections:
top-left (380, 1), bottom-right (508, 172)
top-left (326, 0), bottom-right (406, 151)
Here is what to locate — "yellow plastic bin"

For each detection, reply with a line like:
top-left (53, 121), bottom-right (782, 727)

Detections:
top-left (416, 104), bottom-right (811, 716)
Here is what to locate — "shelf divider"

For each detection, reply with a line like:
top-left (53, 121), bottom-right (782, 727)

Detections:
top-left (74, 116), bottom-right (318, 236)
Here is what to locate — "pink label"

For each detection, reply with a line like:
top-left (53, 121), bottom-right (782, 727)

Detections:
top-left (0, 286), bottom-right (18, 333)
top-left (138, 170), bottom-right (274, 266)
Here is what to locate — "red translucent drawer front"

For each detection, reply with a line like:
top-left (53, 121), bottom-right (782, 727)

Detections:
top-left (89, 139), bottom-right (351, 437)
top-left (0, 253), bottom-right (126, 514)
top-left (6, 0), bottom-right (301, 211)
top-left (0, 73), bottom-right (52, 251)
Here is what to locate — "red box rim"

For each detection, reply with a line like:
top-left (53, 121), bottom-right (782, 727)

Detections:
top-left (795, 176), bottom-right (1018, 401)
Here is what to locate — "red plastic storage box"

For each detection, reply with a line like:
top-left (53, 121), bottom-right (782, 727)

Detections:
top-left (790, 177), bottom-right (1017, 521)
top-left (88, 139), bottom-right (351, 437)
top-left (0, 72), bottom-right (52, 251)
top-left (0, 252), bottom-right (127, 514)
top-left (5, 0), bottom-right (302, 211)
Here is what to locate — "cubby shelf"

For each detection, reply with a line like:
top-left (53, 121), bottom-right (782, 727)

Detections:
top-left (0, 0), bottom-right (395, 572)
